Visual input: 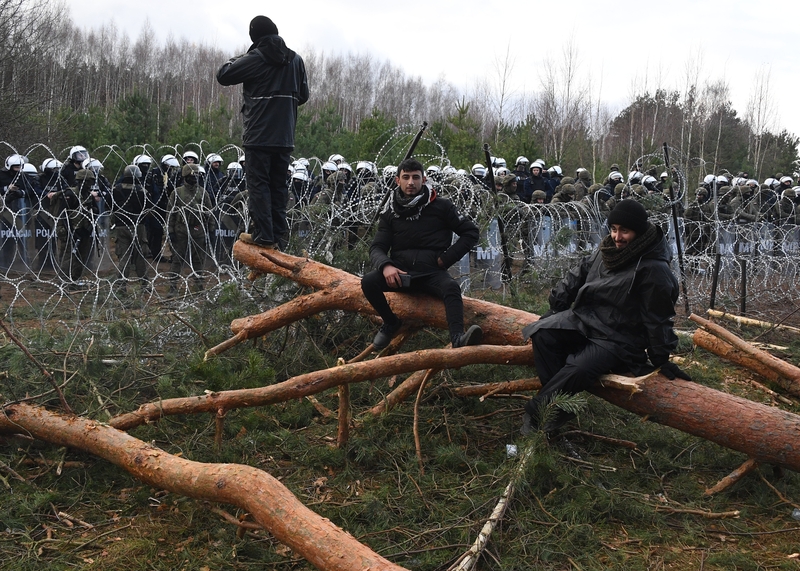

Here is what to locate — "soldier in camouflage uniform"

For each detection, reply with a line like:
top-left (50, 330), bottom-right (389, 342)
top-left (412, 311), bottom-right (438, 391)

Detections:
top-left (574, 168), bottom-right (592, 201)
top-left (166, 164), bottom-right (214, 294)
top-left (111, 165), bottom-right (152, 293)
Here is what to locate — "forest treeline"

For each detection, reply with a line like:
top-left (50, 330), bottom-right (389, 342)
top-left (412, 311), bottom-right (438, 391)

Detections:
top-left (2, 0), bottom-right (798, 185)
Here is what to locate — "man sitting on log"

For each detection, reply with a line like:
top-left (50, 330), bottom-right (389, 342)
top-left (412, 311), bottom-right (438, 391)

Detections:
top-left (361, 158), bottom-right (483, 349)
top-left (521, 200), bottom-right (692, 434)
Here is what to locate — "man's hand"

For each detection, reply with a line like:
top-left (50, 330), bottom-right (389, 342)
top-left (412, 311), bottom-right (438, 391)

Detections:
top-left (382, 264), bottom-right (408, 289)
top-left (658, 361), bottom-right (692, 381)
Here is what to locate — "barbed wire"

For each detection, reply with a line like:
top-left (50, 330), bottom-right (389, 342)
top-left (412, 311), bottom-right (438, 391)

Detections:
top-left (1, 137), bottom-right (798, 321)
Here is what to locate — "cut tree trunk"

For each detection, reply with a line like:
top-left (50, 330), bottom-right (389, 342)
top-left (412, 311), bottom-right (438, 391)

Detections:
top-left (111, 345), bottom-right (536, 431)
top-left (0, 402), bottom-right (407, 571)
top-left (693, 329), bottom-right (782, 384)
top-left (706, 309), bottom-right (800, 335)
top-left (205, 243), bottom-right (536, 359)
top-left (691, 313), bottom-right (800, 397)
top-left (590, 379), bottom-right (800, 471)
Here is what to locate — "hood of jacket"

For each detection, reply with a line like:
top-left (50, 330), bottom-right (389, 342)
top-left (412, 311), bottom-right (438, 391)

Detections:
top-left (249, 35), bottom-right (295, 66)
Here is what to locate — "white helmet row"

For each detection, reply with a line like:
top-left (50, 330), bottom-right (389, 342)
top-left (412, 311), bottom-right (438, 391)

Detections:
top-left (161, 154), bottom-right (180, 168)
top-left (133, 154), bottom-right (152, 166)
top-left (206, 153), bottom-right (223, 166)
top-left (22, 163), bottom-right (37, 175)
top-left (182, 150), bottom-right (199, 163)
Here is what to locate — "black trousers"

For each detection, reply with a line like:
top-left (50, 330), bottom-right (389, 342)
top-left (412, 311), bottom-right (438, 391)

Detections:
top-left (525, 328), bottom-right (625, 416)
top-left (244, 146), bottom-right (290, 248)
top-left (361, 269), bottom-right (465, 339)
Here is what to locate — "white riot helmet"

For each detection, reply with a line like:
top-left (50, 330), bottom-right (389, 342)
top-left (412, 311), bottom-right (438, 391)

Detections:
top-left (715, 175), bottom-right (729, 186)
top-left (338, 162), bottom-right (353, 173)
top-left (292, 170), bottom-right (309, 182)
top-left (206, 153), bottom-right (223, 167)
top-left (124, 164), bottom-right (142, 179)
top-left (779, 175), bottom-right (793, 186)
top-left (238, 154), bottom-right (246, 166)
top-left (41, 158), bottom-right (63, 171)
top-left (608, 171), bottom-right (624, 183)
top-left (495, 167), bottom-right (510, 178)
top-left (328, 154), bottom-right (344, 165)
top-left (226, 161), bottom-right (242, 172)
top-left (442, 165), bottom-right (457, 175)
top-left (494, 157), bottom-right (507, 168)
top-left (161, 154), bottom-right (180, 168)
top-left (660, 171), bottom-right (668, 180)
top-left (703, 174), bottom-right (716, 185)
top-left (515, 156), bottom-right (530, 167)
top-left (456, 168), bottom-right (467, 176)
top-left (322, 161), bottom-right (337, 173)
top-left (382, 165), bottom-right (397, 178)
top-left (746, 179), bottom-right (759, 189)
top-left (22, 163), bottom-right (37, 175)
top-left (5, 154), bottom-right (27, 170)
top-left (548, 165), bottom-right (562, 176)
top-left (69, 146), bottom-right (89, 163)
top-left (133, 154), bottom-right (152, 166)
top-left (471, 163), bottom-right (486, 177)
top-left (356, 161), bottom-right (377, 176)
top-left (426, 165), bottom-right (441, 175)
top-left (82, 158), bottom-right (103, 172)
top-left (182, 150), bottom-right (199, 164)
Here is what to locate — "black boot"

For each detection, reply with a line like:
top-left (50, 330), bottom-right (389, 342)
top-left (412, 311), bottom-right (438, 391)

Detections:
top-left (452, 325), bottom-right (483, 348)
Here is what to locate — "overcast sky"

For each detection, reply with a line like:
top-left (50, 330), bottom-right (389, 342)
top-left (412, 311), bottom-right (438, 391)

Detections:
top-left (75, 0), bottom-right (800, 147)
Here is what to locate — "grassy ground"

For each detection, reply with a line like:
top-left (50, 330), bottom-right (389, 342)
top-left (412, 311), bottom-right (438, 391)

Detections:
top-left (1, 279), bottom-right (800, 570)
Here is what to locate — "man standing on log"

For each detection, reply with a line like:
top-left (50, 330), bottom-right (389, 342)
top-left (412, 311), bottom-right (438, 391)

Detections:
top-left (217, 16), bottom-right (309, 250)
top-left (362, 158), bottom-right (483, 350)
top-left (521, 200), bottom-right (691, 434)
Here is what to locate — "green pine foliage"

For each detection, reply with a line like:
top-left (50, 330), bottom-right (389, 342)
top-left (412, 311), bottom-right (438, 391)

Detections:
top-left (2, 287), bottom-right (800, 570)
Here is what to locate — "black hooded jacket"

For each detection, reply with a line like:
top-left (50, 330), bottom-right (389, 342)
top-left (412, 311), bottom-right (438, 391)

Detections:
top-left (523, 225), bottom-right (679, 374)
top-left (216, 35), bottom-right (309, 149)
top-left (370, 187), bottom-right (479, 277)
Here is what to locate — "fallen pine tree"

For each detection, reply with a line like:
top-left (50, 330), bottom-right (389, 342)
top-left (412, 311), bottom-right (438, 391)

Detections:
top-left (4, 244), bottom-right (800, 571)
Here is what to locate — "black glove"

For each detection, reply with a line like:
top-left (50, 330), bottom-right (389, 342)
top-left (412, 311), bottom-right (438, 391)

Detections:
top-left (657, 361), bottom-right (692, 381)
